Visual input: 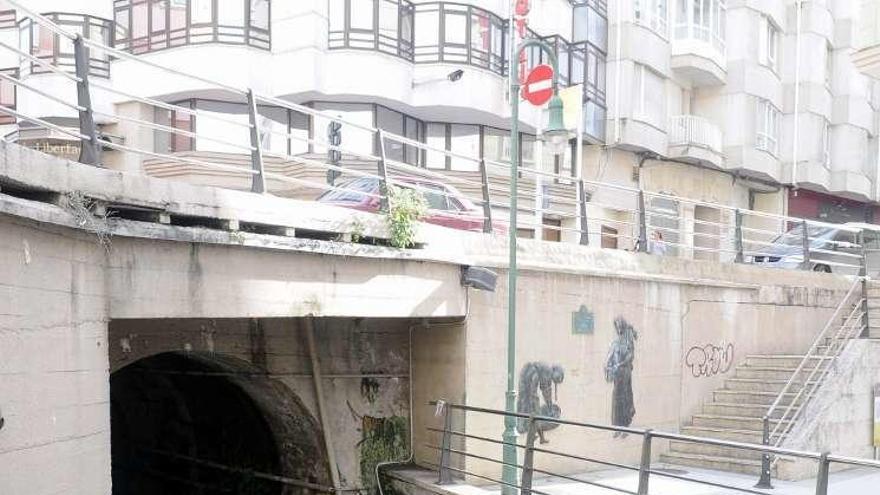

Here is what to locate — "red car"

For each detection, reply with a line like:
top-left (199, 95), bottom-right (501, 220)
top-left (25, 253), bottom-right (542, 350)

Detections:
top-left (317, 176), bottom-right (505, 234)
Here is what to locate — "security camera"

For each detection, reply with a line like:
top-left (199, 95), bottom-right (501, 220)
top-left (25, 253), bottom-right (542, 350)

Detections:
top-left (447, 69), bottom-right (464, 82)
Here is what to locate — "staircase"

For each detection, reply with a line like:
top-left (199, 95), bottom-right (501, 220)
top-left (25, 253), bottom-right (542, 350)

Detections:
top-left (662, 279), bottom-right (870, 476)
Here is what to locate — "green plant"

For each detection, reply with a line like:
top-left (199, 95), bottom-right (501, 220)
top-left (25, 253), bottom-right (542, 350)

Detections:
top-left (350, 217), bottom-right (366, 243)
top-left (384, 186), bottom-right (427, 249)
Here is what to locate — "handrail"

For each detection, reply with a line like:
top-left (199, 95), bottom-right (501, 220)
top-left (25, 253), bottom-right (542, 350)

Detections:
top-left (755, 277), bottom-right (866, 487)
top-left (429, 400), bottom-right (880, 495)
top-left (1, 1), bottom-right (877, 263)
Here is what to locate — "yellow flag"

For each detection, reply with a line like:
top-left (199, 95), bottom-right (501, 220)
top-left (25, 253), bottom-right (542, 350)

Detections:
top-left (559, 84), bottom-right (584, 130)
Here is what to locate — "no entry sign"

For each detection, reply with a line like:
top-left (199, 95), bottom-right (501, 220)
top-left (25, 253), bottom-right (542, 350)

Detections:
top-left (522, 64), bottom-right (554, 106)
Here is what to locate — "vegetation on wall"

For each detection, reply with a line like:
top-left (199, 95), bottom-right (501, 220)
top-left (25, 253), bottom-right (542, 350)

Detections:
top-left (358, 415), bottom-right (409, 495)
top-left (384, 186), bottom-right (427, 249)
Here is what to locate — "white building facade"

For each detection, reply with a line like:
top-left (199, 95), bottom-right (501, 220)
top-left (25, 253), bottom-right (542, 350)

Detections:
top-left (2, 0), bottom-right (880, 244)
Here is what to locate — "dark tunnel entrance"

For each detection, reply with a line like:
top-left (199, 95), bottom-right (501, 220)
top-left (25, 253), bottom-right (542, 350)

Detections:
top-left (111, 352), bottom-right (331, 495)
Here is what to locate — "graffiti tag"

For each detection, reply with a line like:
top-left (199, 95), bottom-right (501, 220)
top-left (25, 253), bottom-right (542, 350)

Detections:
top-left (685, 342), bottom-right (734, 378)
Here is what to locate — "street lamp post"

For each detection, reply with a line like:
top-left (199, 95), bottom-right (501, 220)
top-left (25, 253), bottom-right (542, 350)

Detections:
top-left (502, 39), bottom-right (569, 495)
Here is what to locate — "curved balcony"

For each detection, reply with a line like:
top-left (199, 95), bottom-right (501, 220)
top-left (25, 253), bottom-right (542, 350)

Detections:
top-left (670, 0), bottom-right (727, 86)
top-left (667, 115), bottom-right (723, 168)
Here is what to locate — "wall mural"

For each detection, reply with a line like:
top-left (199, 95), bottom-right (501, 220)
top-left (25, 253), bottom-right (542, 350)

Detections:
top-left (604, 317), bottom-right (638, 438)
top-left (516, 362), bottom-right (565, 444)
top-left (685, 342), bottom-right (735, 378)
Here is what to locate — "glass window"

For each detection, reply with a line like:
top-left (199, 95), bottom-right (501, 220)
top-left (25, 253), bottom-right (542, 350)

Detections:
top-left (257, 105), bottom-right (289, 155)
top-left (450, 125), bottom-right (480, 171)
top-left (426, 123), bottom-right (447, 169)
top-left (290, 110), bottom-right (309, 155)
top-left (633, 64), bottom-right (665, 126)
top-left (377, 106), bottom-right (404, 162)
top-left (634, 0), bottom-right (667, 36)
top-left (219, 0), bottom-right (245, 26)
top-left (444, 12), bottom-right (466, 45)
top-left (115, 0), bottom-right (271, 53)
top-left (250, 0), bottom-right (270, 30)
top-left (312, 102), bottom-right (375, 158)
top-left (351, 0), bottom-right (375, 31)
top-left (766, 18), bottom-right (779, 71)
top-left (404, 116), bottom-right (423, 166)
top-left (756, 98), bottom-right (780, 156)
top-left (0, 68), bottom-right (16, 125)
top-left (483, 127), bottom-right (509, 163)
top-left (21, 14), bottom-right (111, 77)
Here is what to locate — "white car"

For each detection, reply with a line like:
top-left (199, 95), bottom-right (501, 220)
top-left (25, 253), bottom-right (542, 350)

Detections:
top-left (750, 222), bottom-right (880, 275)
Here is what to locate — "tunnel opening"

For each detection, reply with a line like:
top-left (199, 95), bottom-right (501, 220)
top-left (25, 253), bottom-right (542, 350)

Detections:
top-left (111, 352), bottom-right (330, 495)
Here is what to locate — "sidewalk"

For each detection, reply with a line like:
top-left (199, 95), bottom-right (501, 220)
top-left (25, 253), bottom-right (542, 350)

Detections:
top-left (391, 463), bottom-right (880, 495)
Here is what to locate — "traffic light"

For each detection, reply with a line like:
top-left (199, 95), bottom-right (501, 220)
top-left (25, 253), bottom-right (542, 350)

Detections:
top-left (327, 121), bottom-right (342, 185)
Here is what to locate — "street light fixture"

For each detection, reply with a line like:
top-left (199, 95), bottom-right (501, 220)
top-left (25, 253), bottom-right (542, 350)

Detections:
top-left (502, 38), bottom-right (569, 495)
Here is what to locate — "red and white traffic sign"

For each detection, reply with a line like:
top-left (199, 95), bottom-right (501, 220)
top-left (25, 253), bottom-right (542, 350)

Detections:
top-left (521, 64), bottom-right (554, 106)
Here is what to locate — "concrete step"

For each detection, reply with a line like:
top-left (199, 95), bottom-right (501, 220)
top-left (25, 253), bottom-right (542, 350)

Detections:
top-left (713, 389), bottom-right (803, 407)
top-left (668, 440), bottom-right (765, 461)
top-left (734, 366), bottom-right (800, 381)
top-left (680, 426), bottom-right (765, 444)
top-left (744, 355), bottom-right (833, 369)
top-left (724, 378), bottom-right (818, 394)
top-left (659, 452), bottom-right (765, 476)
top-left (702, 402), bottom-right (785, 419)
top-left (691, 414), bottom-right (792, 431)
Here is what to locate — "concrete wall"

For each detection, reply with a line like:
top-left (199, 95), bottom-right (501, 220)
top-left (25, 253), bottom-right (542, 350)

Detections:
top-left (779, 339), bottom-right (880, 479)
top-left (414, 239), bottom-right (854, 479)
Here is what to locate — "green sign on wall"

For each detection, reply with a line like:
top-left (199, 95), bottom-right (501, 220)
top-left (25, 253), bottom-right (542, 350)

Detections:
top-left (572, 305), bottom-right (594, 335)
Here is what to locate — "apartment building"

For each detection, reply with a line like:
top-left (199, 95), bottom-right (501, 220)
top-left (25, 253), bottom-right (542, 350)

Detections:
top-left (2, 1), bottom-right (879, 249)
top-left (596, 0), bottom-right (880, 247)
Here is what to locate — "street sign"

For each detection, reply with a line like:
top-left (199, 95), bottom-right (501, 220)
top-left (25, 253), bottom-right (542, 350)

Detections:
top-left (522, 64), bottom-right (554, 106)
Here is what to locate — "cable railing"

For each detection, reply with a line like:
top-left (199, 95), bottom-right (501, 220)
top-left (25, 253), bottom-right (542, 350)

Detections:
top-left (0, 0), bottom-right (875, 267)
top-left (755, 276), bottom-right (868, 488)
top-left (428, 400), bottom-right (880, 495)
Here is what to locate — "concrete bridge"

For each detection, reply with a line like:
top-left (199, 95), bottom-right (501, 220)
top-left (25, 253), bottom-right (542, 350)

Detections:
top-left (0, 143), bottom-right (877, 495)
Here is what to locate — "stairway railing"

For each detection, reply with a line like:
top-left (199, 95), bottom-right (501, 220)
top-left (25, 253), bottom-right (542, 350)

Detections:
top-left (755, 277), bottom-right (866, 488)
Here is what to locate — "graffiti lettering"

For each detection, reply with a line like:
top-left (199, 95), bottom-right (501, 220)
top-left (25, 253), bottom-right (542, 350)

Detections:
top-left (685, 342), bottom-right (735, 378)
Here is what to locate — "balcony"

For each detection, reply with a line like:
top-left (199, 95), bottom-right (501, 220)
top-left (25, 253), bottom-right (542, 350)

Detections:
top-left (667, 115), bottom-right (723, 168)
top-left (670, 0), bottom-right (727, 86)
top-left (853, 0), bottom-right (880, 79)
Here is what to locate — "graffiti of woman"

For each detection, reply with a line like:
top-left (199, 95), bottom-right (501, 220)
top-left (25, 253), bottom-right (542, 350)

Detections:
top-left (604, 317), bottom-right (638, 437)
top-left (516, 362), bottom-right (564, 444)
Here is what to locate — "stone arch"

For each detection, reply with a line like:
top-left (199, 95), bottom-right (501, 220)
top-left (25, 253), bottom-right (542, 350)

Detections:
top-left (111, 351), bottom-right (331, 495)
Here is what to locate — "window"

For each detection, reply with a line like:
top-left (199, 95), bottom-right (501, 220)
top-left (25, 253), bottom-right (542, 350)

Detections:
top-left (155, 100), bottom-right (194, 153)
top-left (0, 68), bottom-right (16, 125)
top-left (633, 64), bottom-right (665, 126)
top-left (573, 0), bottom-right (608, 52)
top-left (648, 196), bottom-right (679, 257)
top-left (19, 14), bottom-right (112, 78)
top-left (822, 120), bottom-right (832, 167)
top-left (764, 17), bottom-right (780, 72)
top-left (756, 98), bottom-right (780, 156)
top-left (114, 0), bottom-right (271, 54)
top-left (329, 0), bottom-right (415, 60)
top-left (411, 3), bottom-right (504, 73)
top-left (674, 0), bottom-right (725, 52)
top-left (449, 124), bottom-right (480, 171)
top-left (634, 0), bottom-right (667, 36)
top-left (0, 10), bottom-right (15, 29)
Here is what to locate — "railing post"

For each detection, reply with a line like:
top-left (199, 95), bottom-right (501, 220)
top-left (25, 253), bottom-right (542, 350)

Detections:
top-left (755, 416), bottom-right (774, 489)
top-left (801, 219), bottom-right (811, 270)
top-left (861, 235), bottom-right (870, 338)
top-left (377, 129), bottom-right (390, 212)
top-left (734, 208), bottom-right (744, 263)
top-left (438, 403), bottom-right (453, 485)
top-left (577, 179), bottom-right (589, 246)
top-left (637, 429), bottom-right (653, 495)
top-left (814, 452), bottom-right (830, 495)
top-left (519, 417), bottom-right (538, 495)
top-left (637, 189), bottom-right (648, 253)
top-left (245, 89), bottom-right (267, 194)
top-left (73, 35), bottom-right (100, 166)
top-left (479, 158), bottom-right (493, 233)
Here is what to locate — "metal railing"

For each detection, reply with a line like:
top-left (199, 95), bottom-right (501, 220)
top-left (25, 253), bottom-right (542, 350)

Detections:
top-left (668, 114), bottom-right (722, 153)
top-left (429, 401), bottom-right (880, 495)
top-left (755, 276), bottom-right (869, 488)
top-left (0, 0), bottom-right (873, 269)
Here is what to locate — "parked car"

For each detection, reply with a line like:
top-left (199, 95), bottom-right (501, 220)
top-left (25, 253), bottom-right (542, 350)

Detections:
top-left (317, 176), bottom-right (506, 234)
top-left (750, 222), bottom-right (880, 275)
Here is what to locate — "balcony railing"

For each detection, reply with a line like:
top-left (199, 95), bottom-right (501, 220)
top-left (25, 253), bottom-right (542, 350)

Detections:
top-left (668, 115), bottom-right (722, 153)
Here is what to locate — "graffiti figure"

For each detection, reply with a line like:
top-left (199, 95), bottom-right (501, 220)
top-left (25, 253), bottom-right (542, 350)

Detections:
top-left (516, 362), bottom-right (565, 444)
top-left (604, 317), bottom-right (638, 437)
